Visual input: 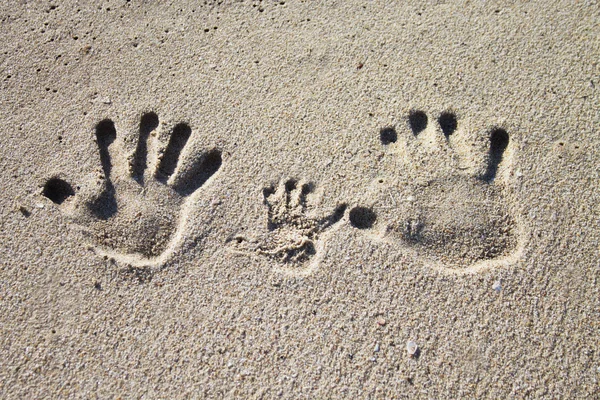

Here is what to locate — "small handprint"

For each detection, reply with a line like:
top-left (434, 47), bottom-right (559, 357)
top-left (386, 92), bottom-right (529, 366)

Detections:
top-left (228, 179), bottom-right (346, 274)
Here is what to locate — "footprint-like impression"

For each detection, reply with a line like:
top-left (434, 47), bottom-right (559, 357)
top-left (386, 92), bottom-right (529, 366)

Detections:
top-left (349, 110), bottom-right (523, 273)
top-left (228, 179), bottom-right (346, 275)
top-left (42, 112), bottom-right (222, 267)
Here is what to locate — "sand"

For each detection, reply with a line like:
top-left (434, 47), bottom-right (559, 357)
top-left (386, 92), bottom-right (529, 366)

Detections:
top-left (1, 1), bottom-right (598, 398)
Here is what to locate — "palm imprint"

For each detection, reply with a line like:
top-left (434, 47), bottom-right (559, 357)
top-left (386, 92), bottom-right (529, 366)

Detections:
top-left (349, 110), bottom-right (522, 273)
top-left (228, 179), bottom-right (346, 272)
top-left (43, 112), bottom-right (221, 266)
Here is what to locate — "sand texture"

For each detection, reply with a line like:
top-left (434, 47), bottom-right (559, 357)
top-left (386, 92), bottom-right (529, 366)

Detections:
top-left (1, 1), bottom-right (599, 398)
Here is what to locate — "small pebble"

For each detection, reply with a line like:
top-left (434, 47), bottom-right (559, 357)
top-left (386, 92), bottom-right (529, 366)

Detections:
top-left (492, 280), bottom-right (502, 292)
top-left (374, 342), bottom-right (380, 352)
top-left (377, 318), bottom-right (386, 326)
top-left (406, 340), bottom-right (418, 356)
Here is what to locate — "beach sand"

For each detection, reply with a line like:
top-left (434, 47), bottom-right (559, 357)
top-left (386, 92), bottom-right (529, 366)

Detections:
top-left (1, 1), bottom-right (598, 398)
